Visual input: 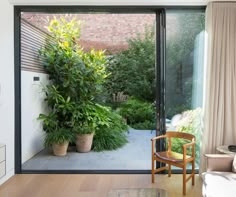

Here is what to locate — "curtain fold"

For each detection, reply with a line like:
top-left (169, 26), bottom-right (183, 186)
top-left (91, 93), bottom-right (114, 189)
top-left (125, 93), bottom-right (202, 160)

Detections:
top-left (200, 2), bottom-right (236, 173)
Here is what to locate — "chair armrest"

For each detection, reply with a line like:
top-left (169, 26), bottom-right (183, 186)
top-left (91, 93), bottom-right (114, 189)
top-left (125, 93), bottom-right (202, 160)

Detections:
top-left (183, 141), bottom-right (195, 149)
top-left (151, 135), bottom-right (166, 141)
top-left (182, 141), bottom-right (195, 158)
top-left (205, 154), bottom-right (234, 172)
top-left (151, 135), bottom-right (166, 154)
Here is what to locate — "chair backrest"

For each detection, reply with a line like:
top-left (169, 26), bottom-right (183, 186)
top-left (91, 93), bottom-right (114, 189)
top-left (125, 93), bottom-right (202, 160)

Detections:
top-left (166, 131), bottom-right (195, 141)
top-left (165, 131), bottom-right (195, 153)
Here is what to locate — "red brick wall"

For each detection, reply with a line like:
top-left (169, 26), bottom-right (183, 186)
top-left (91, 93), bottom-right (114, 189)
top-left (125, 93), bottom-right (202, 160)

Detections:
top-left (22, 13), bottom-right (155, 54)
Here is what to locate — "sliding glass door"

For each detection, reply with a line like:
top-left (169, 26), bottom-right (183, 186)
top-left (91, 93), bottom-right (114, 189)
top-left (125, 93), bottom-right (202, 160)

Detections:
top-left (15, 7), bottom-right (205, 173)
top-left (165, 10), bottom-right (205, 168)
top-left (18, 9), bottom-right (162, 172)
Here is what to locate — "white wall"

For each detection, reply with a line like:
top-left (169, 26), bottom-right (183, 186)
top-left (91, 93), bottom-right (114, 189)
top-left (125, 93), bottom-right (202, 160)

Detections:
top-left (0, 0), bottom-right (14, 185)
top-left (21, 71), bottom-right (48, 163)
top-left (2, 0), bottom-right (235, 187)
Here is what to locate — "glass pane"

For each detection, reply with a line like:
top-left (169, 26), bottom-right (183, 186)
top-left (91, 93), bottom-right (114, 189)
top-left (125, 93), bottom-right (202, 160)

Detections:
top-left (166, 10), bottom-right (205, 168)
top-left (20, 12), bottom-right (157, 171)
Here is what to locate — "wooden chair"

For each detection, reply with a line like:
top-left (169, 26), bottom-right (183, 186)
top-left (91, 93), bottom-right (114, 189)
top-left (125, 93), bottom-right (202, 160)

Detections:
top-left (151, 131), bottom-right (195, 195)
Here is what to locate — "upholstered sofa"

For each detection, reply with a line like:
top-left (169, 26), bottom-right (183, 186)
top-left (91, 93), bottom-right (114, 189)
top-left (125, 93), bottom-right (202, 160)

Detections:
top-left (202, 154), bottom-right (236, 197)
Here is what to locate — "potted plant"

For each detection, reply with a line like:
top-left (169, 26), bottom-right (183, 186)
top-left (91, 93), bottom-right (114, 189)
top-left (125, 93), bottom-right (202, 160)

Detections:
top-left (38, 112), bottom-right (75, 156)
top-left (71, 103), bottom-right (97, 153)
top-left (44, 128), bottom-right (74, 156)
top-left (74, 122), bottom-right (95, 153)
top-left (38, 17), bottom-right (109, 154)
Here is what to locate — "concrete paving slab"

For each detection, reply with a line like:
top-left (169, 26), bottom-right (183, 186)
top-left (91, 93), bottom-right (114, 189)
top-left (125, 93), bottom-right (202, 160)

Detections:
top-left (22, 129), bottom-right (155, 170)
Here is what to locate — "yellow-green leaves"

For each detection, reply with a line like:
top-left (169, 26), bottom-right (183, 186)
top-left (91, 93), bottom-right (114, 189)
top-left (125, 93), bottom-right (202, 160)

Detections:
top-left (47, 17), bottom-right (82, 46)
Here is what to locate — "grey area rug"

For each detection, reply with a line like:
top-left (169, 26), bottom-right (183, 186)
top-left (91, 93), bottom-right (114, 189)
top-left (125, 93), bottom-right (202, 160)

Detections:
top-left (107, 188), bottom-right (169, 197)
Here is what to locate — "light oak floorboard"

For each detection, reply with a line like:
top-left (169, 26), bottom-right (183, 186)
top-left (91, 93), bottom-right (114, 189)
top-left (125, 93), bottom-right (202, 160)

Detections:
top-left (0, 174), bottom-right (202, 197)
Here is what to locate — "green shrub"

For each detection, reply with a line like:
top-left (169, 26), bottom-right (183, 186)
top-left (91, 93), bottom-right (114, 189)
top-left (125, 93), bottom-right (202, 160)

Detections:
top-left (117, 97), bottom-right (155, 130)
top-left (171, 108), bottom-right (202, 164)
top-left (92, 105), bottom-right (128, 151)
top-left (105, 27), bottom-right (155, 102)
top-left (131, 120), bottom-right (155, 130)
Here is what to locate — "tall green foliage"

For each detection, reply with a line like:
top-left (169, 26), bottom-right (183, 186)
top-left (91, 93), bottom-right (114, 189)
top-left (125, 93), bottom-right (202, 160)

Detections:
top-left (105, 27), bottom-right (155, 102)
top-left (105, 13), bottom-right (205, 119)
top-left (40, 17), bottom-right (108, 103)
top-left (39, 17), bottom-right (108, 135)
top-left (39, 17), bottom-right (128, 149)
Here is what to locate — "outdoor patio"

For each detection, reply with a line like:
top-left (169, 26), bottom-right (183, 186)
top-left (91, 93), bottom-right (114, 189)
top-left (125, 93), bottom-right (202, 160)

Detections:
top-left (22, 128), bottom-right (156, 170)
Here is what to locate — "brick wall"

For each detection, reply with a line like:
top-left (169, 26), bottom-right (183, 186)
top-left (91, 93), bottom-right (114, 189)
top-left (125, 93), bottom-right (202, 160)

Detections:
top-left (22, 13), bottom-right (155, 54)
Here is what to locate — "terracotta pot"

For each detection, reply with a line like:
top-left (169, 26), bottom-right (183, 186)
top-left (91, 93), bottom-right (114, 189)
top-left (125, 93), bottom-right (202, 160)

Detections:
top-left (52, 141), bottom-right (69, 156)
top-left (76, 133), bottom-right (94, 153)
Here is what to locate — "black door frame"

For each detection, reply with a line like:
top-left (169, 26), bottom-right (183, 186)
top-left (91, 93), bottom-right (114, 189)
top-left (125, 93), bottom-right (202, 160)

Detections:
top-left (14, 5), bottom-right (205, 174)
top-left (155, 9), bottom-right (166, 169)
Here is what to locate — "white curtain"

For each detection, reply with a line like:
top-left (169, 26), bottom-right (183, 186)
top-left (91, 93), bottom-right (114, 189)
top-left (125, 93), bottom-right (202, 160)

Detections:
top-left (200, 2), bottom-right (236, 173)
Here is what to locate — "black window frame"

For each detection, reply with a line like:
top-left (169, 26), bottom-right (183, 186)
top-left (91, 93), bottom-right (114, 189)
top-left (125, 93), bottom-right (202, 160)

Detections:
top-left (14, 5), bottom-right (205, 174)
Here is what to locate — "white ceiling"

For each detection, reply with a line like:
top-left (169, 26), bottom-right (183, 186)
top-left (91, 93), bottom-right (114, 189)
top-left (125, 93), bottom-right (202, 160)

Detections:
top-left (8, 0), bottom-right (208, 6)
top-left (8, 0), bottom-right (236, 6)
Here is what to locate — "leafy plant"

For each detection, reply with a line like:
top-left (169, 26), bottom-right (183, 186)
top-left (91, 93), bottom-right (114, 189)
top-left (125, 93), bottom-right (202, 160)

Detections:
top-left (104, 13), bottom-right (205, 118)
top-left (117, 97), bottom-right (155, 130)
top-left (38, 17), bottom-right (111, 146)
top-left (92, 105), bottom-right (128, 151)
top-left (38, 17), bottom-right (130, 151)
top-left (38, 112), bottom-right (58, 133)
top-left (105, 27), bottom-right (155, 102)
top-left (38, 113), bottom-right (75, 147)
top-left (39, 17), bottom-right (108, 103)
top-left (44, 128), bottom-right (75, 147)
top-left (71, 102), bottom-right (107, 135)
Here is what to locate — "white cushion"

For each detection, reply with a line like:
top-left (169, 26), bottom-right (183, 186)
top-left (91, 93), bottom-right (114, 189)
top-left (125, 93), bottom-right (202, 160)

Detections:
top-left (202, 171), bottom-right (236, 197)
top-left (232, 155), bottom-right (236, 173)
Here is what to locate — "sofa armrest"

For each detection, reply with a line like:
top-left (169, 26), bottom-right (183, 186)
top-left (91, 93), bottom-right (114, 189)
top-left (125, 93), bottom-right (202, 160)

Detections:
top-left (205, 154), bottom-right (234, 172)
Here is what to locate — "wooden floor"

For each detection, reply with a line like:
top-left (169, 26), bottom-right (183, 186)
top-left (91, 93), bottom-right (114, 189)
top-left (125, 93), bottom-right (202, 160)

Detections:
top-left (0, 174), bottom-right (202, 197)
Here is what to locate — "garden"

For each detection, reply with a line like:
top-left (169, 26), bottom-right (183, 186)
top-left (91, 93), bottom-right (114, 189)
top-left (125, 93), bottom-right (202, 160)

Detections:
top-left (38, 15), bottom-right (204, 163)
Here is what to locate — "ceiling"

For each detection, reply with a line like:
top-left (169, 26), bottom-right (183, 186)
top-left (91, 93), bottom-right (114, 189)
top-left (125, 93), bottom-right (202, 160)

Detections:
top-left (8, 0), bottom-right (218, 6)
top-left (9, 0), bottom-right (236, 7)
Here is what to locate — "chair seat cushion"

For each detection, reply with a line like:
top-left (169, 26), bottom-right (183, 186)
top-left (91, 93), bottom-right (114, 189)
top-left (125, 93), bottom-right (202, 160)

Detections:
top-left (202, 171), bottom-right (236, 197)
top-left (154, 151), bottom-right (190, 163)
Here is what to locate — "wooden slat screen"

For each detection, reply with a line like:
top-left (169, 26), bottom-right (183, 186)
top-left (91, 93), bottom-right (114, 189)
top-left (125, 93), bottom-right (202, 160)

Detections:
top-left (21, 19), bottom-right (53, 73)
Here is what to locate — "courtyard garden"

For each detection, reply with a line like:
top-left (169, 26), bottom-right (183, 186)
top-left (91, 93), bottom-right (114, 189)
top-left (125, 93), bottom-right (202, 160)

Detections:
top-left (37, 14), bottom-right (204, 164)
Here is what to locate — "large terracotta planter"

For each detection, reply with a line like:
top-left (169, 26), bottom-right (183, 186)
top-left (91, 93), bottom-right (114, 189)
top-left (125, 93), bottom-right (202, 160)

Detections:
top-left (52, 141), bottom-right (69, 156)
top-left (76, 133), bottom-right (94, 153)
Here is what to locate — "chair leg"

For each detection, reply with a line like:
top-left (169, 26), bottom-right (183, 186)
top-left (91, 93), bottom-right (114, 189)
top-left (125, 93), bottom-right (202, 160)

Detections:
top-left (168, 164), bottom-right (171, 177)
top-left (192, 160), bottom-right (195, 186)
top-left (152, 157), bottom-right (155, 183)
top-left (183, 165), bottom-right (186, 195)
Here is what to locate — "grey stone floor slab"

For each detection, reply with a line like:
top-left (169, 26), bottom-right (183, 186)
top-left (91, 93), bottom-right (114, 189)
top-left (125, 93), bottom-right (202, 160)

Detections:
top-left (22, 129), bottom-right (156, 170)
